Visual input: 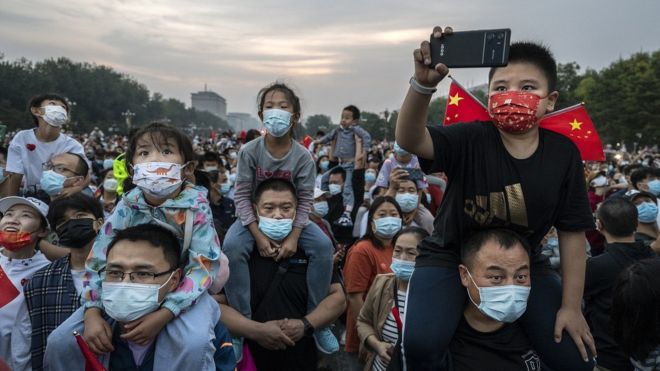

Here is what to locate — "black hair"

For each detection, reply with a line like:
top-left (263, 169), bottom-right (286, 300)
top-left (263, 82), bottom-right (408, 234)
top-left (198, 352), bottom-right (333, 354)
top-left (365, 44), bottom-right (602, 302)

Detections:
top-left (316, 130), bottom-right (326, 137)
top-left (68, 152), bottom-right (89, 176)
top-left (28, 93), bottom-right (70, 126)
top-left (245, 129), bottom-right (261, 143)
top-left (363, 196), bottom-right (402, 249)
top-left (329, 166), bottom-right (347, 183)
top-left (193, 169), bottom-right (212, 192)
top-left (630, 168), bottom-right (655, 190)
top-left (343, 105), bottom-right (361, 121)
top-left (488, 41), bottom-right (558, 92)
top-left (461, 229), bottom-right (530, 269)
top-left (622, 164), bottom-right (643, 177)
top-left (629, 190), bottom-right (658, 205)
top-left (202, 151), bottom-right (220, 164)
top-left (392, 226), bottom-right (429, 248)
top-left (126, 122), bottom-right (194, 168)
top-left (316, 155), bottom-right (329, 173)
top-left (47, 193), bottom-right (104, 228)
top-left (254, 178), bottom-right (297, 205)
top-left (107, 224), bottom-right (181, 270)
top-left (611, 258), bottom-right (660, 361)
top-left (596, 197), bottom-right (638, 237)
top-left (257, 82), bottom-right (301, 118)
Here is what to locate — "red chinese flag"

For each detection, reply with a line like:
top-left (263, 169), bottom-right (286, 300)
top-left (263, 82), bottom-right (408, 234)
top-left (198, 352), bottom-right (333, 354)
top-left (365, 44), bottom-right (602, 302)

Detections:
top-left (539, 104), bottom-right (605, 161)
top-left (442, 77), bottom-right (491, 125)
top-left (74, 331), bottom-right (107, 371)
top-left (0, 265), bottom-right (19, 308)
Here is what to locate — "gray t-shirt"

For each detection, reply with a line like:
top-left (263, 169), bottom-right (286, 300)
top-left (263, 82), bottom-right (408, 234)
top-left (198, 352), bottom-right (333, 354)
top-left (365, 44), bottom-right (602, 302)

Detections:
top-left (235, 137), bottom-right (316, 227)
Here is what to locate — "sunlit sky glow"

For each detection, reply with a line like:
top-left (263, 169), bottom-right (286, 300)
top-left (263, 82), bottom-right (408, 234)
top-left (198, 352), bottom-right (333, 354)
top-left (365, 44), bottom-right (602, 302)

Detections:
top-left (2, 0), bottom-right (658, 123)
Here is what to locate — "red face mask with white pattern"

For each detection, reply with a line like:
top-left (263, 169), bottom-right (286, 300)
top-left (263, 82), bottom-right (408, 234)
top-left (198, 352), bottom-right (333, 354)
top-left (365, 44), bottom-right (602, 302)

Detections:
top-left (489, 91), bottom-right (546, 134)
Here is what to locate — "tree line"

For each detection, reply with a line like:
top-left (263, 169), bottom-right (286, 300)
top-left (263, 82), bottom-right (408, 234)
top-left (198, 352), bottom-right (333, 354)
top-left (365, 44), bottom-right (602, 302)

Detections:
top-left (0, 54), bottom-right (229, 135)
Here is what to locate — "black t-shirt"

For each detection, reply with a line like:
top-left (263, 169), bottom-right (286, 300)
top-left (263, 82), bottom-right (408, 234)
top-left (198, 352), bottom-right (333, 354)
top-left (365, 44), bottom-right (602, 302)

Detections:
top-left (446, 315), bottom-right (541, 371)
top-left (418, 122), bottom-right (594, 267)
top-left (247, 249), bottom-right (342, 371)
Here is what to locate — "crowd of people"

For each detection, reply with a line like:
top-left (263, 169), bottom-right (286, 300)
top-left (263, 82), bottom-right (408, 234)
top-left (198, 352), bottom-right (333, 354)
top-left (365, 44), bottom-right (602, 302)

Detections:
top-left (0, 27), bottom-right (659, 371)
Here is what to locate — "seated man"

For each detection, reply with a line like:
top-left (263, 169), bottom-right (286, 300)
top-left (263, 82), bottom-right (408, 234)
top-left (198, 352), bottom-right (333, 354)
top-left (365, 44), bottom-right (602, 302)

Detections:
top-left (442, 229), bottom-right (541, 370)
top-left (44, 224), bottom-right (235, 371)
top-left (40, 152), bottom-right (91, 200)
top-left (24, 194), bottom-right (105, 371)
top-left (584, 197), bottom-right (655, 371)
top-left (219, 179), bottom-right (346, 371)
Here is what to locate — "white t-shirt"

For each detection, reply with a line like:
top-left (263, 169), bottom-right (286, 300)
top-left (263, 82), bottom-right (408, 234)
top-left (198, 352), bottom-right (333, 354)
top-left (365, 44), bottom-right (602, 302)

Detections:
top-left (6, 129), bottom-right (86, 191)
top-left (70, 269), bottom-right (85, 296)
top-left (0, 250), bottom-right (50, 369)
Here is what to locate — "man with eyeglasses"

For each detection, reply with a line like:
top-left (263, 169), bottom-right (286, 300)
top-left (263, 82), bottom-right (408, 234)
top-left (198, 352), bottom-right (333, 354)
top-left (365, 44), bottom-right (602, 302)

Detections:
top-left (1, 93), bottom-right (87, 198)
top-left (44, 223), bottom-right (236, 370)
top-left (40, 152), bottom-right (91, 200)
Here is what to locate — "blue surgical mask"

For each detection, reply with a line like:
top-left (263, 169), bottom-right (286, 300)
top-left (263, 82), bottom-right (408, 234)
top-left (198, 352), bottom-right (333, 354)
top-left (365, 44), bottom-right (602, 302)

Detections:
top-left (373, 216), bottom-right (402, 239)
top-left (313, 201), bottom-right (329, 217)
top-left (218, 182), bottom-right (231, 195)
top-left (228, 173), bottom-right (237, 184)
top-left (40, 170), bottom-right (67, 196)
top-left (365, 171), bottom-right (377, 183)
top-left (637, 202), bottom-right (659, 224)
top-left (320, 160), bottom-right (330, 171)
top-left (648, 179), bottom-right (660, 197)
top-left (390, 258), bottom-right (415, 281)
top-left (258, 215), bottom-right (294, 241)
top-left (466, 270), bottom-right (530, 323)
top-left (393, 142), bottom-right (408, 157)
top-left (103, 159), bottom-right (114, 170)
top-left (395, 193), bottom-right (418, 213)
top-left (546, 236), bottom-right (558, 249)
top-left (101, 273), bottom-right (174, 322)
top-left (263, 108), bottom-right (292, 138)
top-left (328, 184), bottom-right (342, 196)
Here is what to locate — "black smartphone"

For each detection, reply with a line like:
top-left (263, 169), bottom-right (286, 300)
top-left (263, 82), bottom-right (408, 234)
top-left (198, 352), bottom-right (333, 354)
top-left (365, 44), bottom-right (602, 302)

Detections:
top-left (403, 168), bottom-right (425, 182)
top-left (430, 28), bottom-right (511, 68)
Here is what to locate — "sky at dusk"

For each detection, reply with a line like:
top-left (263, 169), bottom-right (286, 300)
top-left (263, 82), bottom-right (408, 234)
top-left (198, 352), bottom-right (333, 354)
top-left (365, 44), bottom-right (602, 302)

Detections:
top-left (2, 0), bottom-right (659, 123)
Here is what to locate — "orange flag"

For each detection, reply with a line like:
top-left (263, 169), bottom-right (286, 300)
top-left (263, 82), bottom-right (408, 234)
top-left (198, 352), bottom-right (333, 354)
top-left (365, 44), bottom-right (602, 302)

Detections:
top-left (73, 331), bottom-right (107, 371)
top-left (539, 103), bottom-right (605, 161)
top-left (442, 77), bottom-right (491, 125)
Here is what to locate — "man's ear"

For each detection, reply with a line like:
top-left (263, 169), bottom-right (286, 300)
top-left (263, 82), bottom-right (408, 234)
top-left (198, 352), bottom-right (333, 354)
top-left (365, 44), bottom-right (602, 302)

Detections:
top-left (168, 268), bottom-right (182, 293)
top-left (30, 106), bottom-right (43, 118)
top-left (545, 91), bottom-right (560, 113)
top-left (458, 264), bottom-right (470, 288)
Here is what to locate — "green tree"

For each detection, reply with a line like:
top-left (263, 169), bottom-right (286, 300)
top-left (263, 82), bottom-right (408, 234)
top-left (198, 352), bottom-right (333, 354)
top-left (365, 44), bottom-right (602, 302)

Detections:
top-left (304, 114), bottom-right (335, 136)
top-left (555, 62), bottom-right (584, 110)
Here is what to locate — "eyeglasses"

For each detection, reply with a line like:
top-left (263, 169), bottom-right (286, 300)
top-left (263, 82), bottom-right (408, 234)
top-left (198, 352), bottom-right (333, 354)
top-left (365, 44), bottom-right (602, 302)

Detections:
top-left (99, 267), bottom-right (174, 283)
top-left (42, 161), bottom-right (80, 176)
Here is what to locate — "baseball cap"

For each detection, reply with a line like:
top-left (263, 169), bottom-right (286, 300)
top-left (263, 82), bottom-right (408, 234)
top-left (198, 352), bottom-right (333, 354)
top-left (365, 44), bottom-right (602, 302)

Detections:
top-left (314, 188), bottom-right (330, 200)
top-left (0, 196), bottom-right (50, 229)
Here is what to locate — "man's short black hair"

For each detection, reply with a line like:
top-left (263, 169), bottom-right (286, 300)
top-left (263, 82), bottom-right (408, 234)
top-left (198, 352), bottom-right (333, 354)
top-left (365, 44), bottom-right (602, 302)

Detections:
top-left (622, 164), bottom-right (643, 176)
top-left (254, 178), bottom-right (297, 205)
top-left (28, 93), bottom-right (70, 126)
top-left (461, 229), bottom-right (530, 269)
top-left (630, 168), bottom-right (655, 190)
top-left (596, 197), bottom-right (638, 237)
top-left (329, 166), bottom-right (346, 183)
top-left (47, 193), bottom-right (104, 228)
top-left (202, 151), bottom-right (220, 163)
top-left (107, 224), bottom-right (181, 269)
top-left (488, 41), bottom-right (558, 92)
top-left (343, 105), bottom-right (360, 121)
top-left (68, 152), bottom-right (89, 176)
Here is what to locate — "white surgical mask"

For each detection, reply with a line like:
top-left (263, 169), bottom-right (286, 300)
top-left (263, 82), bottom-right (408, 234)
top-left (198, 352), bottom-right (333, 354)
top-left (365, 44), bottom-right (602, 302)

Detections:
top-left (132, 162), bottom-right (184, 199)
top-left (328, 184), bottom-right (342, 196)
top-left (42, 105), bottom-right (68, 127)
top-left (395, 193), bottom-right (419, 213)
top-left (466, 270), bottom-right (530, 323)
top-left (101, 273), bottom-right (173, 322)
top-left (103, 178), bottom-right (119, 192)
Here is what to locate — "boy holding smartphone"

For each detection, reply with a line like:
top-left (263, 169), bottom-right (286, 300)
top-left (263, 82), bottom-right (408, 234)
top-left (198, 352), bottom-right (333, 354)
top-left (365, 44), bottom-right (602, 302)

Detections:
top-left (396, 26), bottom-right (596, 370)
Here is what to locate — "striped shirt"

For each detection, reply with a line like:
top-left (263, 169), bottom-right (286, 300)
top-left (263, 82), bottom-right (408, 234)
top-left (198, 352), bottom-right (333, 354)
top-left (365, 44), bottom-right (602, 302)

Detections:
top-left (372, 290), bottom-right (407, 371)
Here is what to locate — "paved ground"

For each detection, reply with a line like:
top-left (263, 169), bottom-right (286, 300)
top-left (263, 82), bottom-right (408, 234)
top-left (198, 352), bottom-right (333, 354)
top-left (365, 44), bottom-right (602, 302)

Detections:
top-left (318, 322), bottom-right (364, 371)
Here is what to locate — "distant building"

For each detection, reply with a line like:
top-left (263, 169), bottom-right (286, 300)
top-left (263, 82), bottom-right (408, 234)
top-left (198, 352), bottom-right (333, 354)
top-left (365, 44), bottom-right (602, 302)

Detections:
top-left (228, 112), bottom-right (261, 132)
top-left (191, 86), bottom-right (227, 120)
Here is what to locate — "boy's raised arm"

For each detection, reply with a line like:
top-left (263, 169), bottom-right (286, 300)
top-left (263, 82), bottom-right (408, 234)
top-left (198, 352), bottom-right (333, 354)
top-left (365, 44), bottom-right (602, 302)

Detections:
top-left (396, 26), bottom-right (452, 160)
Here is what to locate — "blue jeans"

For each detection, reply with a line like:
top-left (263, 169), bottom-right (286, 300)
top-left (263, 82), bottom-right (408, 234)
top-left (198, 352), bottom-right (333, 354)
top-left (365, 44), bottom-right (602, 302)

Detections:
top-left (402, 265), bottom-right (595, 371)
top-left (223, 220), bottom-right (333, 318)
top-left (44, 292), bottom-right (221, 371)
top-left (321, 162), bottom-right (355, 210)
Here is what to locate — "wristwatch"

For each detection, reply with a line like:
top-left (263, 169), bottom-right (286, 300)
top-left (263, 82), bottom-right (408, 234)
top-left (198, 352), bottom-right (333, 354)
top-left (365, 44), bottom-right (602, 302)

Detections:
top-left (301, 317), bottom-right (315, 337)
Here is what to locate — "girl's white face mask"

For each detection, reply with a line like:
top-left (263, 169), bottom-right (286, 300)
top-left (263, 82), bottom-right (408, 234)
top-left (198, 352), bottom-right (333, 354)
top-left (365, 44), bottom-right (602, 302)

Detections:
top-left (132, 162), bottom-right (185, 198)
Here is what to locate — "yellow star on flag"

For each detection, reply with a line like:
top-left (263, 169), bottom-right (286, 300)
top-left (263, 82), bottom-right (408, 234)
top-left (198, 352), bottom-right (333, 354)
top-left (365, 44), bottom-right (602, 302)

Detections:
top-left (569, 119), bottom-right (582, 131)
top-left (448, 92), bottom-right (464, 106)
